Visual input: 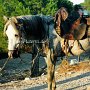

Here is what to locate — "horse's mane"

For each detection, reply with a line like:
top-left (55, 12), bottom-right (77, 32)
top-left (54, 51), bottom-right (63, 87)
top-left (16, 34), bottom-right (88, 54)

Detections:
top-left (54, 7), bottom-right (68, 36)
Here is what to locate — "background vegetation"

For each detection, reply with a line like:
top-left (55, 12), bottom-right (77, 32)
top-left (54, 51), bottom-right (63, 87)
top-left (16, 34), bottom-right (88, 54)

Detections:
top-left (0, 0), bottom-right (89, 53)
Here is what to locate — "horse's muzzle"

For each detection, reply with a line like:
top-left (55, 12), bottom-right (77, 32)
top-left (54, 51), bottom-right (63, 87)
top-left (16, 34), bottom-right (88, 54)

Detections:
top-left (8, 48), bottom-right (20, 59)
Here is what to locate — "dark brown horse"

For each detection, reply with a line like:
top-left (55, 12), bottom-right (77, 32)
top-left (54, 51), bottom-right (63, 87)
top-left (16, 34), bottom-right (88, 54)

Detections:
top-left (54, 7), bottom-right (90, 61)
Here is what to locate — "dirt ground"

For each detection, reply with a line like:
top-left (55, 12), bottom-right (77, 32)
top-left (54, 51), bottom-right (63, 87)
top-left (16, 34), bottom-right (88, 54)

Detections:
top-left (0, 52), bottom-right (90, 90)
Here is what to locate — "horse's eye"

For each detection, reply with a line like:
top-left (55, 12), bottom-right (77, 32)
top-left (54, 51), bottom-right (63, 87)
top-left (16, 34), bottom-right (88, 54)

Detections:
top-left (15, 34), bottom-right (18, 37)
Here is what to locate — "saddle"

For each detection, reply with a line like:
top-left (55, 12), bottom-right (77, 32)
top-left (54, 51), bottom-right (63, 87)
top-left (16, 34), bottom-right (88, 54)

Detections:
top-left (60, 21), bottom-right (88, 40)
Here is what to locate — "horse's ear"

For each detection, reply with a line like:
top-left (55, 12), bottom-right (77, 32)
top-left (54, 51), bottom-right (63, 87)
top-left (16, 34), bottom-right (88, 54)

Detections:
top-left (11, 17), bottom-right (18, 24)
top-left (3, 16), bottom-right (9, 23)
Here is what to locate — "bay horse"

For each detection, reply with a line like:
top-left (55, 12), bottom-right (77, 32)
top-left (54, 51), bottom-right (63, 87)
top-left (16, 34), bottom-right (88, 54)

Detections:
top-left (54, 7), bottom-right (90, 61)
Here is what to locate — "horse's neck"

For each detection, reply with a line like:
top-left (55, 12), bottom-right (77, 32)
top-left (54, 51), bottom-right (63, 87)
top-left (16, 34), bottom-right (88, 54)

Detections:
top-left (51, 28), bottom-right (62, 41)
top-left (55, 26), bottom-right (61, 36)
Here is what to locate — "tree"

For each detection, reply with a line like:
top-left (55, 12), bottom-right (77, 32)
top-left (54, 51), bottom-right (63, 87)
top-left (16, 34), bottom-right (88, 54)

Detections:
top-left (23, 0), bottom-right (43, 15)
top-left (57, 0), bottom-right (73, 13)
top-left (81, 0), bottom-right (90, 11)
top-left (41, 0), bottom-right (57, 15)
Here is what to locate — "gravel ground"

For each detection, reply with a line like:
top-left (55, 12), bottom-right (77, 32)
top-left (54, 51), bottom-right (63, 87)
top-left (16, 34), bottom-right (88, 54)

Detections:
top-left (0, 68), bottom-right (90, 90)
top-left (0, 52), bottom-right (90, 90)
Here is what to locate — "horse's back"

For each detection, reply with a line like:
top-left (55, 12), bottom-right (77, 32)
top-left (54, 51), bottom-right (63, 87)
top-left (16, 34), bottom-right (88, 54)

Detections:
top-left (17, 15), bottom-right (49, 41)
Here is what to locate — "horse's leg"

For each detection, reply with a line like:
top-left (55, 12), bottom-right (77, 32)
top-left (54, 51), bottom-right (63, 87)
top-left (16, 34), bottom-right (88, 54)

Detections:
top-left (52, 55), bottom-right (57, 90)
top-left (78, 55), bottom-right (80, 62)
top-left (31, 43), bottom-right (39, 77)
top-left (44, 47), bottom-right (56, 90)
top-left (50, 49), bottom-right (56, 90)
top-left (64, 39), bottom-right (69, 60)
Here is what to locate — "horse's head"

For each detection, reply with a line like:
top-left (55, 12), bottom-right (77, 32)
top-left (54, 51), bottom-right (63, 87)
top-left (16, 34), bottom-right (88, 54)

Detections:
top-left (60, 7), bottom-right (68, 21)
top-left (3, 16), bottom-right (21, 58)
top-left (54, 7), bottom-right (68, 36)
top-left (55, 7), bottom-right (68, 27)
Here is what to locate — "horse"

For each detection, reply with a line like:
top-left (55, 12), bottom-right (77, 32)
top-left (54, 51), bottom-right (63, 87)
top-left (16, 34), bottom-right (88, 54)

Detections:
top-left (54, 7), bottom-right (90, 61)
top-left (3, 15), bottom-right (57, 90)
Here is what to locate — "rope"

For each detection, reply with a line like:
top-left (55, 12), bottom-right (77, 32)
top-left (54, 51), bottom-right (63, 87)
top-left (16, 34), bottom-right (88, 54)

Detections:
top-left (0, 58), bottom-right (10, 72)
top-left (19, 43), bottom-right (40, 65)
top-left (0, 44), bottom-right (39, 73)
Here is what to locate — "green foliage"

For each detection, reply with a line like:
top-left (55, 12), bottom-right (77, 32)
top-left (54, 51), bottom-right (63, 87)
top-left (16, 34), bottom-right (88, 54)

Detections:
top-left (82, 0), bottom-right (90, 11)
top-left (0, 30), bottom-right (7, 52)
top-left (41, 0), bottom-right (57, 16)
top-left (57, 0), bottom-right (73, 13)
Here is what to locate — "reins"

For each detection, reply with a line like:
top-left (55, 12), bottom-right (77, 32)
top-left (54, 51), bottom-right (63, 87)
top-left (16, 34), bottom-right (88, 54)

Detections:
top-left (0, 57), bottom-right (10, 72)
top-left (0, 43), bottom-right (40, 73)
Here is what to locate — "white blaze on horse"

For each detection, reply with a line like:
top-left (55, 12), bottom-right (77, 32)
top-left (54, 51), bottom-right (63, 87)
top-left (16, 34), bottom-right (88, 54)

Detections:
top-left (3, 16), bottom-right (21, 58)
